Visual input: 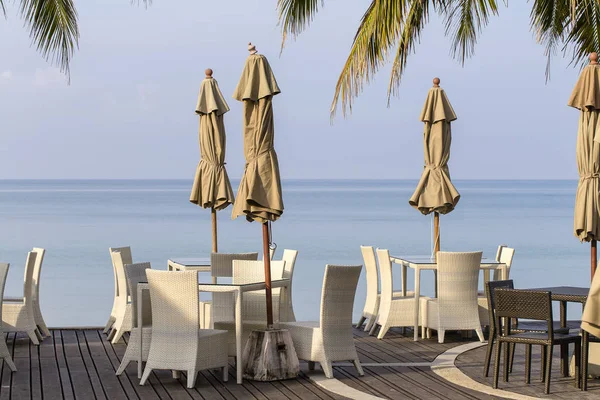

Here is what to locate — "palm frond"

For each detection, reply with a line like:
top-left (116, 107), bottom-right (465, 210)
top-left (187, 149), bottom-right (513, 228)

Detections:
top-left (444, 0), bottom-right (499, 64)
top-left (530, 0), bottom-right (570, 80)
top-left (0, 0), bottom-right (6, 18)
top-left (330, 0), bottom-right (415, 118)
top-left (387, 0), bottom-right (430, 101)
top-left (564, 0), bottom-right (600, 67)
top-left (19, 0), bottom-right (79, 79)
top-left (277, 0), bottom-right (322, 50)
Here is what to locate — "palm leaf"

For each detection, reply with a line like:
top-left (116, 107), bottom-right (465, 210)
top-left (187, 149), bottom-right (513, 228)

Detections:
top-left (444, 0), bottom-right (499, 64)
top-left (0, 0), bottom-right (6, 17)
top-left (564, 0), bottom-right (600, 66)
top-left (19, 0), bottom-right (79, 78)
top-left (330, 0), bottom-right (413, 118)
top-left (277, 0), bottom-right (323, 50)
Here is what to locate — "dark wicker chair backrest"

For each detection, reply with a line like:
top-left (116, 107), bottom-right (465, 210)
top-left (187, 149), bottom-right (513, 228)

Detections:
top-left (494, 289), bottom-right (553, 338)
top-left (485, 280), bottom-right (514, 333)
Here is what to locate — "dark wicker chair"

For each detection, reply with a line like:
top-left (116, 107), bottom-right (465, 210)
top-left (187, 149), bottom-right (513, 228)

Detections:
top-left (582, 331), bottom-right (600, 391)
top-left (493, 289), bottom-right (581, 395)
top-left (483, 280), bottom-right (571, 378)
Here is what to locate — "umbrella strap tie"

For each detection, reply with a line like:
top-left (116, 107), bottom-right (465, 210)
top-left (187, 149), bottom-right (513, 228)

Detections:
top-left (245, 149), bottom-right (273, 167)
top-left (200, 159), bottom-right (226, 168)
top-left (581, 173), bottom-right (600, 180)
top-left (425, 164), bottom-right (442, 171)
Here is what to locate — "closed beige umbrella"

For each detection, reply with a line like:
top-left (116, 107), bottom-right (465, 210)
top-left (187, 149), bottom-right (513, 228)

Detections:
top-left (409, 78), bottom-right (460, 257)
top-left (569, 53), bottom-right (600, 279)
top-left (190, 69), bottom-right (235, 253)
top-left (232, 43), bottom-right (283, 327)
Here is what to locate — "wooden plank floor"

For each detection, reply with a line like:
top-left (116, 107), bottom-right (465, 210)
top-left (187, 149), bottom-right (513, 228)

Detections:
top-left (0, 328), bottom-right (597, 399)
top-left (456, 340), bottom-right (600, 399)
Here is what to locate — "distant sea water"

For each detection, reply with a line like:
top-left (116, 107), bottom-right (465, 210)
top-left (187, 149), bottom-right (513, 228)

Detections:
top-left (0, 179), bottom-right (591, 327)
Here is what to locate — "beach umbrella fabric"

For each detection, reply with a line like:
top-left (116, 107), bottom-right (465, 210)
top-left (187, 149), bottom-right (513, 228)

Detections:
top-left (232, 43), bottom-right (283, 327)
top-left (409, 78), bottom-right (460, 256)
top-left (568, 53), bottom-right (600, 278)
top-left (190, 69), bottom-right (235, 253)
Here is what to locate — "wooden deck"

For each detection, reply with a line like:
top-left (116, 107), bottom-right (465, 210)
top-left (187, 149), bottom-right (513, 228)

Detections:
top-left (0, 328), bottom-right (597, 399)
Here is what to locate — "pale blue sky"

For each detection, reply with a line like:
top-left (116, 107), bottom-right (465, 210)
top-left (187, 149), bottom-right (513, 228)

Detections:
top-left (0, 1), bottom-right (583, 179)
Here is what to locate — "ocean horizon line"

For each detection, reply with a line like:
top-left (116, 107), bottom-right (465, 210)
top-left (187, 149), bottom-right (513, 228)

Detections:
top-left (0, 178), bottom-right (580, 182)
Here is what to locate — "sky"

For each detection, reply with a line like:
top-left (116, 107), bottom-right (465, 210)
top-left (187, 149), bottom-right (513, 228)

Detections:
top-left (0, 1), bottom-right (586, 180)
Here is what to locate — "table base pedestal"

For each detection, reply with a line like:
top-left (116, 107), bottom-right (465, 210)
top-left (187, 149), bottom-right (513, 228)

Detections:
top-left (242, 329), bottom-right (299, 381)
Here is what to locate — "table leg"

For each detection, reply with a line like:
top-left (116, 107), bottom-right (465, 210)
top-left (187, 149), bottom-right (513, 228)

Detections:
top-left (235, 290), bottom-right (243, 384)
top-left (560, 301), bottom-right (567, 329)
top-left (137, 287), bottom-right (143, 379)
top-left (414, 267), bottom-right (421, 341)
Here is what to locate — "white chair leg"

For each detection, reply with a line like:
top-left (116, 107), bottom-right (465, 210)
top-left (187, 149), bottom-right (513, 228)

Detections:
top-left (37, 320), bottom-right (51, 338)
top-left (475, 328), bottom-right (484, 342)
top-left (27, 330), bottom-right (39, 345)
top-left (34, 329), bottom-right (43, 342)
top-left (103, 317), bottom-right (115, 334)
top-left (115, 358), bottom-right (130, 376)
top-left (376, 324), bottom-right (390, 340)
top-left (427, 328), bottom-right (432, 339)
top-left (368, 323), bottom-right (378, 336)
top-left (438, 329), bottom-right (445, 344)
top-left (140, 367), bottom-right (152, 385)
top-left (106, 328), bottom-right (116, 341)
top-left (3, 357), bottom-right (16, 372)
top-left (364, 318), bottom-right (376, 332)
top-left (421, 325), bottom-right (426, 338)
top-left (321, 361), bottom-right (334, 378)
top-left (352, 358), bottom-right (364, 376)
top-left (172, 370), bottom-right (181, 379)
top-left (355, 316), bottom-right (366, 329)
top-left (222, 365), bottom-right (228, 382)
top-left (110, 327), bottom-right (126, 344)
top-left (187, 369), bottom-right (198, 388)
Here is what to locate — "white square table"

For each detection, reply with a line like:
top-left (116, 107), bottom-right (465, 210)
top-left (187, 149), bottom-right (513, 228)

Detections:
top-left (389, 255), bottom-right (507, 341)
top-left (136, 278), bottom-right (290, 384)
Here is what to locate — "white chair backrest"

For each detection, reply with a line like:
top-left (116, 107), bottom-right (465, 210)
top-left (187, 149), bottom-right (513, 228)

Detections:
top-left (497, 247), bottom-right (515, 279)
top-left (375, 249), bottom-right (393, 320)
top-left (109, 247), bottom-right (132, 297)
top-left (110, 250), bottom-right (129, 309)
top-left (436, 251), bottom-right (482, 323)
top-left (31, 247), bottom-right (45, 303)
top-left (22, 252), bottom-right (37, 304)
top-left (210, 252), bottom-right (258, 278)
top-left (361, 246), bottom-right (378, 314)
top-left (495, 245), bottom-right (506, 262)
top-left (125, 262), bottom-right (152, 327)
top-left (232, 260), bottom-right (286, 321)
top-left (280, 249), bottom-right (298, 322)
top-left (146, 270), bottom-right (199, 361)
top-left (0, 263), bottom-right (9, 323)
top-left (320, 265), bottom-right (362, 340)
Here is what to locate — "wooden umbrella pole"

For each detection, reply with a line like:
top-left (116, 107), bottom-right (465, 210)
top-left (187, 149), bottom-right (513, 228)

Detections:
top-left (262, 222), bottom-right (274, 328)
top-left (211, 208), bottom-right (218, 253)
top-left (592, 239), bottom-right (597, 280)
top-left (433, 212), bottom-right (440, 260)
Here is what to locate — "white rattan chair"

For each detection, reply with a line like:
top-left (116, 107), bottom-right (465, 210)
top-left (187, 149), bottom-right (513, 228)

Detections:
top-left (213, 260), bottom-right (287, 357)
top-left (4, 247), bottom-right (49, 338)
top-left (280, 265), bottom-right (364, 379)
top-left (280, 249), bottom-right (298, 322)
top-left (420, 251), bottom-right (485, 343)
top-left (478, 246), bottom-right (515, 325)
top-left (104, 246), bottom-right (132, 335)
top-left (108, 249), bottom-right (133, 343)
top-left (2, 251), bottom-right (40, 344)
top-left (140, 270), bottom-right (228, 389)
top-left (116, 262), bottom-right (152, 376)
top-left (0, 263), bottom-right (16, 372)
top-left (369, 249), bottom-right (419, 339)
top-left (198, 252), bottom-right (259, 329)
top-left (356, 246), bottom-right (378, 331)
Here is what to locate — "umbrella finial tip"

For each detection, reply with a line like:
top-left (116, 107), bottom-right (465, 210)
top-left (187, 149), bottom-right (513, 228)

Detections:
top-left (591, 52), bottom-right (599, 65)
top-left (248, 42), bottom-right (257, 55)
top-left (433, 77), bottom-right (440, 87)
top-left (205, 68), bottom-right (213, 78)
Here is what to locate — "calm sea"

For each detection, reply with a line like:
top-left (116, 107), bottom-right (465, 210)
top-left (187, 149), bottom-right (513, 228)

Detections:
top-left (0, 179), bottom-right (590, 327)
